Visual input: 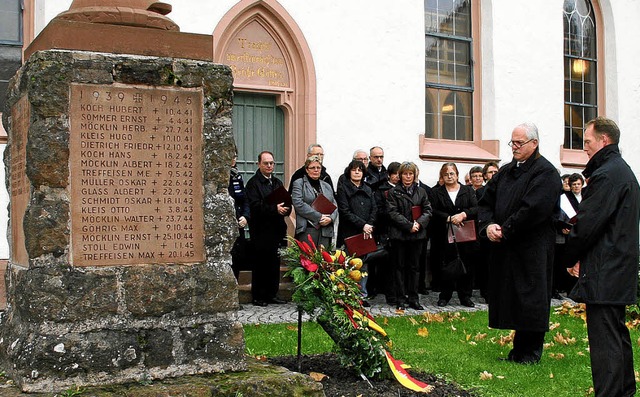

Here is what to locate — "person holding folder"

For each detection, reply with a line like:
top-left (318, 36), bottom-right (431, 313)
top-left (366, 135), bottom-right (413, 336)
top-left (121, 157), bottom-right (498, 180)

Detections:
top-left (245, 151), bottom-right (292, 307)
top-left (386, 162), bottom-right (432, 310)
top-left (291, 155), bottom-right (338, 248)
top-left (336, 159), bottom-right (377, 301)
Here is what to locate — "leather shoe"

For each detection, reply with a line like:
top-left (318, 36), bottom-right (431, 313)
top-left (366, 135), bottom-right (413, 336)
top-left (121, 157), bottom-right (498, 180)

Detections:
top-left (437, 299), bottom-right (448, 307)
top-left (552, 292), bottom-right (563, 300)
top-left (252, 300), bottom-right (268, 307)
top-left (396, 303), bottom-right (406, 310)
top-left (269, 297), bottom-right (287, 304)
top-left (362, 300), bottom-right (371, 308)
top-left (408, 302), bottom-right (424, 310)
top-left (460, 299), bottom-right (475, 308)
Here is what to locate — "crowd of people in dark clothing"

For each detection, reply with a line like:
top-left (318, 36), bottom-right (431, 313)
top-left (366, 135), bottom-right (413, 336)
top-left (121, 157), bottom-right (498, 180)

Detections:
top-left (228, 117), bottom-right (640, 396)
top-left (227, 144), bottom-right (588, 311)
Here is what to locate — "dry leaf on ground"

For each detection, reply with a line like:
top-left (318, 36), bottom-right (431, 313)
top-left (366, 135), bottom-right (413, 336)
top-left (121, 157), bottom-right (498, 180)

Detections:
top-left (309, 371), bottom-right (328, 381)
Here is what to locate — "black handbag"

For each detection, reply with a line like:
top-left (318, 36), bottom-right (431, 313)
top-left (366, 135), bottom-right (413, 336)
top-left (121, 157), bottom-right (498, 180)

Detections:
top-left (441, 223), bottom-right (467, 280)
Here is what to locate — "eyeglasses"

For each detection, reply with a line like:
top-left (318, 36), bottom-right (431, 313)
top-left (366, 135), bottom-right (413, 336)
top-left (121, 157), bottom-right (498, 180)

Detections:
top-left (307, 166), bottom-right (322, 171)
top-left (508, 139), bottom-right (534, 148)
top-left (354, 158), bottom-right (368, 162)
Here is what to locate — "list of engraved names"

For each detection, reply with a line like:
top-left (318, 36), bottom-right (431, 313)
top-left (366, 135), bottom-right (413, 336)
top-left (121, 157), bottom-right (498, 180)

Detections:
top-left (70, 84), bottom-right (204, 267)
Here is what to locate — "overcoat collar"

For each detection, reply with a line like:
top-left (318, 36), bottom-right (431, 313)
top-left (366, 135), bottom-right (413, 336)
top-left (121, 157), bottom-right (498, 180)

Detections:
top-left (583, 144), bottom-right (620, 179)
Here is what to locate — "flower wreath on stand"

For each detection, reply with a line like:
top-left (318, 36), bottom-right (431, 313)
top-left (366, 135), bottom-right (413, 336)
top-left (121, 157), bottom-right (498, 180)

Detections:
top-left (281, 234), bottom-right (433, 393)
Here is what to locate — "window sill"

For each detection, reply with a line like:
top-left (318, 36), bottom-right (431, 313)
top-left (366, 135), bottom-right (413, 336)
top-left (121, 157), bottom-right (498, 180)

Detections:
top-left (559, 146), bottom-right (588, 168)
top-left (419, 135), bottom-right (500, 164)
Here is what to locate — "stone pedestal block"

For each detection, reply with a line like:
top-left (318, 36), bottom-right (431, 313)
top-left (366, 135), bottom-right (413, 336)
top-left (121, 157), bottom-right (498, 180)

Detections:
top-left (1, 50), bottom-right (245, 392)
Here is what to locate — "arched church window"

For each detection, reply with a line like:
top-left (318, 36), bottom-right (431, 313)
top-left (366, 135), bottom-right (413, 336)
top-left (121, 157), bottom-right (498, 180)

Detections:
top-left (563, 0), bottom-right (598, 150)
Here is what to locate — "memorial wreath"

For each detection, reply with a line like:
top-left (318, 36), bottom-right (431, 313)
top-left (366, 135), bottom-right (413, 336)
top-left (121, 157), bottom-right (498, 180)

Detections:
top-left (280, 235), bottom-right (433, 393)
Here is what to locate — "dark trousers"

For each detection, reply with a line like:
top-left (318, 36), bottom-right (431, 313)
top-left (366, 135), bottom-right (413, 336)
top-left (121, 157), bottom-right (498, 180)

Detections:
top-left (389, 240), bottom-right (421, 304)
top-left (509, 330), bottom-right (545, 363)
top-left (251, 242), bottom-right (280, 302)
top-left (586, 304), bottom-right (636, 397)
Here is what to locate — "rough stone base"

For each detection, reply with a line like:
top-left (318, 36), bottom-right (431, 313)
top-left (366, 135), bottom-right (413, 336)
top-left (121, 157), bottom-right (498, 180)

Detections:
top-left (0, 357), bottom-right (324, 397)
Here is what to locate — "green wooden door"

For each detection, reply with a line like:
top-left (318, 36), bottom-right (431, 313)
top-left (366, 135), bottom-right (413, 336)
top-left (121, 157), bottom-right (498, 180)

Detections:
top-left (232, 93), bottom-right (285, 181)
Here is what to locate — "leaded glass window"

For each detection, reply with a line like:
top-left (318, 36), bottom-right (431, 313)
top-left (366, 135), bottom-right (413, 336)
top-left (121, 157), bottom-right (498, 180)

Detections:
top-left (564, 0), bottom-right (597, 150)
top-left (425, 0), bottom-right (473, 141)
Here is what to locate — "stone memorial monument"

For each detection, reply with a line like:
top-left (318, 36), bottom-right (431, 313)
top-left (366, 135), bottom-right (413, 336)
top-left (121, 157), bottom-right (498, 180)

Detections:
top-left (0, 1), bottom-right (245, 392)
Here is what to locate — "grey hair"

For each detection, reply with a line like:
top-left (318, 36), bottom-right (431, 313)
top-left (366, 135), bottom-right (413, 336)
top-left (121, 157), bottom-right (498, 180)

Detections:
top-left (516, 122), bottom-right (539, 140)
top-left (352, 149), bottom-right (367, 158)
top-left (307, 143), bottom-right (323, 154)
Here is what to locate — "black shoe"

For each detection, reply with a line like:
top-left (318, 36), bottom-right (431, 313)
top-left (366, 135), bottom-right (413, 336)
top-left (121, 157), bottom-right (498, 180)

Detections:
top-left (437, 299), bottom-right (448, 307)
top-left (408, 302), bottom-right (424, 310)
top-left (362, 300), bottom-right (371, 307)
top-left (269, 297), bottom-right (287, 304)
top-left (460, 299), bottom-right (475, 308)
top-left (396, 303), bottom-right (406, 310)
top-left (552, 292), bottom-right (563, 300)
top-left (418, 288), bottom-right (430, 295)
top-left (252, 300), bottom-right (268, 307)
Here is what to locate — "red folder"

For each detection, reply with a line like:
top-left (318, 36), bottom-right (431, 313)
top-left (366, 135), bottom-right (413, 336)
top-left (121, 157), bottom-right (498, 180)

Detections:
top-left (266, 185), bottom-right (292, 207)
top-left (412, 205), bottom-right (422, 221)
top-left (312, 193), bottom-right (337, 214)
top-left (344, 233), bottom-right (377, 257)
top-left (447, 220), bottom-right (477, 243)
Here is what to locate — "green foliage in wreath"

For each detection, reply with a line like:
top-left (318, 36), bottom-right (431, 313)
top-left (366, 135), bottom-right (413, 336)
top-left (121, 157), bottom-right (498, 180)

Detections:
top-left (281, 235), bottom-right (392, 379)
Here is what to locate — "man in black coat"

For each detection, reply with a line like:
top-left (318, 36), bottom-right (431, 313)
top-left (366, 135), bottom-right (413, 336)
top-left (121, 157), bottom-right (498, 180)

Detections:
top-left (366, 146), bottom-right (388, 191)
top-left (561, 117), bottom-right (639, 397)
top-left (478, 122), bottom-right (562, 364)
top-left (245, 151), bottom-right (292, 307)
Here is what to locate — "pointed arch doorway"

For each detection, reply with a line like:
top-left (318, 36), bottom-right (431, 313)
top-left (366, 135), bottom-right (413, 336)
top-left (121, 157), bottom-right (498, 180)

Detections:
top-left (213, 0), bottom-right (316, 182)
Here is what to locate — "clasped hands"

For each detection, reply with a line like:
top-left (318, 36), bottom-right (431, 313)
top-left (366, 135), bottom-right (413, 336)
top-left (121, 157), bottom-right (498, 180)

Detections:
top-left (276, 202), bottom-right (289, 216)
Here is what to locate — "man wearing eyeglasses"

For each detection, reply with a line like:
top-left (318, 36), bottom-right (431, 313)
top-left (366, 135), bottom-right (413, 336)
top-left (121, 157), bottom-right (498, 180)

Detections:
top-left (561, 117), bottom-right (639, 397)
top-left (246, 151), bottom-right (292, 307)
top-left (365, 146), bottom-right (388, 191)
top-left (478, 122), bottom-right (562, 364)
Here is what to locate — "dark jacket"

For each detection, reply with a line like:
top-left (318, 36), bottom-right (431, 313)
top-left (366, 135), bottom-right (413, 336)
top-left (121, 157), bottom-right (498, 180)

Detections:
top-left (228, 167), bottom-right (250, 221)
top-left (430, 183), bottom-right (479, 260)
top-left (373, 181), bottom-right (394, 245)
top-left (386, 183), bottom-right (432, 241)
top-left (336, 180), bottom-right (377, 246)
top-left (561, 144), bottom-right (640, 304)
top-left (245, 170), bottom-right (291, 249)
top-left (366, 163), bottom-right (388, 191)
top-left (478, 149), bottom-right (562, 331)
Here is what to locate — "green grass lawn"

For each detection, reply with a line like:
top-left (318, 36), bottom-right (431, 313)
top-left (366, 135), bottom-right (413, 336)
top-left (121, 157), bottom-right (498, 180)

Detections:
top-left (244, 303), bottom-right (640, 397)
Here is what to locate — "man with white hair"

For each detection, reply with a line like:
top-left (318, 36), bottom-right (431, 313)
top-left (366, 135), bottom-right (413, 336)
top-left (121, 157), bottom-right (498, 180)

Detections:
top-left (478, 122), bottom-right (562, 364)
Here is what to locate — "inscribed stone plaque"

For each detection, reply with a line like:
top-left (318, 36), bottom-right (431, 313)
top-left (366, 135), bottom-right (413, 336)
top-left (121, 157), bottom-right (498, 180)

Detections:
top-left (225, 20), bottom-right (290, 88)
top-left (69, 83), bottom-right (205, 267)
top-left (9, 95), bottom-right (30, 267)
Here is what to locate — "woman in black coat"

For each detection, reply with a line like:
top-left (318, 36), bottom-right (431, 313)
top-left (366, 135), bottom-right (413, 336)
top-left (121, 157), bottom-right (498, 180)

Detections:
top-left (386, 162), bottom-right (432, 310)
top-left (430, 162), bottom-right (479, 307)
top-left (336, 160), bottom-right (377, 299)
top-left (336, 160), bottom-right (377, 245)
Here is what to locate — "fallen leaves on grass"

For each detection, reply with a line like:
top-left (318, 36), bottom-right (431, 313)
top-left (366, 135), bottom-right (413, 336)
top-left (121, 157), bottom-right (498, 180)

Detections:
top-left (548, 352), bottom-right (565, 360)
top-left (494, 330), bottom-right (515, 347)
top-left (553, 329), bottom-right (577, 345)
top-left (479, 371), bottom-right (493, 380)
top-left (417, 327), bottom-right (429, 337)
top-left (422, 313), bottom-right (445, 323)
top-left (554, 301), bottom-right (586, 322)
